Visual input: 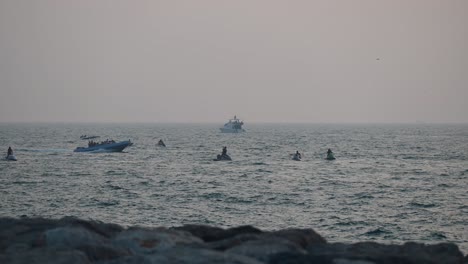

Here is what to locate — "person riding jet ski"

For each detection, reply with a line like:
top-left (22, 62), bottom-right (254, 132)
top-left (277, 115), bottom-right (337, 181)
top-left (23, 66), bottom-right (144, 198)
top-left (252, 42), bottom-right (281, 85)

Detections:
top-left (6, 146), bottom-right (17, 161)
top-left (215, 146), bottom-right (231, 161)
top-left (292, 151), bottom-right (302, 161)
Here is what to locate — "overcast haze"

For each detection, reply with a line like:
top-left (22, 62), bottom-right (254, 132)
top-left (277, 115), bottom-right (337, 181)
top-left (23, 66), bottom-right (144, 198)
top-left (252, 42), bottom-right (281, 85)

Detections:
top-left (1, 0), bottom-right (467, 123)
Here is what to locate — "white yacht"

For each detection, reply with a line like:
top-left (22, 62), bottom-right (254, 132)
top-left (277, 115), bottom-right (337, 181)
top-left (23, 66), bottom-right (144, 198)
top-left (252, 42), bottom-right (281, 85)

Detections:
top-left (220, 115), bottom-right (245, 133)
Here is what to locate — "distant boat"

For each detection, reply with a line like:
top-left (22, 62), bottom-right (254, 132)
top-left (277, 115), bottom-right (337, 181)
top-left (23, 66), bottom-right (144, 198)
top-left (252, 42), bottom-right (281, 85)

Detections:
top-left (220, 115), bottom-right (245, 133)
top-left (74, 140), bottom-right (133, 153)
top-left (80, 135), bottom-right (100, 140)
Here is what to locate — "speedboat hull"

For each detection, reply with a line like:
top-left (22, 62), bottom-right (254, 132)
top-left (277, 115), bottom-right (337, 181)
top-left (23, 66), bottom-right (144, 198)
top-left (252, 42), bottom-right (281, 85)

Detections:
top-left (220, 128), bottom-right (245, 133)
top-left (6, 155), bottom-right (17, 161)
top-left (74, 140), bottom-right (132, 153)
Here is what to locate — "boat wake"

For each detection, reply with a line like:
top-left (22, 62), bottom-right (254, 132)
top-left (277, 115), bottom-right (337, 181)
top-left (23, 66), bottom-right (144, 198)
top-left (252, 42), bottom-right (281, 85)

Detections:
top-left (16, 148), bottom-right (71, 153)
top-left (86, 148), bottom-right (119, 153)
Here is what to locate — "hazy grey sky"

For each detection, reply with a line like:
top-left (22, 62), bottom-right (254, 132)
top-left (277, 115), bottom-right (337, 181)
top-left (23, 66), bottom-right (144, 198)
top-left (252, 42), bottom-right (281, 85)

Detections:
top-left (1, 0), bottom-right (467, 123)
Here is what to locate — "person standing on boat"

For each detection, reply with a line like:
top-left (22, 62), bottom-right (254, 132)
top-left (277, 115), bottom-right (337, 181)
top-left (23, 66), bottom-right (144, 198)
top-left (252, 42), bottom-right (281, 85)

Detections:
top-left (296, 151), bottom-right (301, 159)
top-left (327, 149), bottom-right (333, 154)
top-left (222, 146), bottom-right (227, 156)
top-left (7, 146), bottom-right (13, 156)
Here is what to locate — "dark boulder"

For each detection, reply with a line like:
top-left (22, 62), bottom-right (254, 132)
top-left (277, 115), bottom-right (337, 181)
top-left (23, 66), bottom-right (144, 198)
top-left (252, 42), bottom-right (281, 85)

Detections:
top-left (263, 228), bottom-right (327, 248)
top-left (226, 238), bottom-right (306, 262)
top-left (173, 225), bottom-right (262, 242)
top-left (0, 217), bottom-right (465, 264)
top-left (207, 233), bottom-right (261, 251)
top-left (0, 248), bottom-right (90, 264)
top-left (306, 242), bottom-right (464, 264)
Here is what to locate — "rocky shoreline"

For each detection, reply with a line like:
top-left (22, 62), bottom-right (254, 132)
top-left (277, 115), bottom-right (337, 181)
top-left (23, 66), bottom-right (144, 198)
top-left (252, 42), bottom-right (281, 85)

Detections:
top-left (0, 217), bottom-right (466, 264)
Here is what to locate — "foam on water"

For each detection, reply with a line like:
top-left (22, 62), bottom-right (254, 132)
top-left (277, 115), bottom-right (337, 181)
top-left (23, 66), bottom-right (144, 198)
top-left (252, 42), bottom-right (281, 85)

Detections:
top-left (0, 123), bottom-right (467, 253)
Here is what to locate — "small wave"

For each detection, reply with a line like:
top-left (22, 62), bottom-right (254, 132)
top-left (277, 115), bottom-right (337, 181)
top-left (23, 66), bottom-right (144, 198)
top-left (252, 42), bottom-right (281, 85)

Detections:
top-left (410, 202), bottom-right (436, 208)
top-left (430, 232), bottom-right (447, 239)
top-left (107, 185), bottom-right (124, 190)
top-left (355, 192), bottom-right (375, 199)
top-left (225, 197), bottom-right (253, 204)
top-left (256, 169), bottom-right (273, 173)
top-left (96, 200), bottom-right (120, 207)
top-left (70, 172), bottom-right (92, 176)
top-left (402, 156), bottom-right (419, 160)
top-left (200, 192), bottom-right (225, 200)
top-left (364, 228), bottom-right (391, 236)
top-left (105, 170), bottom-right (126, 176)
top-left (11, 181), bottom-right (37, 185)
top-left (16, 148), bottom-right (71, 153)
top-left (336, 220), bottom-right (367, 226)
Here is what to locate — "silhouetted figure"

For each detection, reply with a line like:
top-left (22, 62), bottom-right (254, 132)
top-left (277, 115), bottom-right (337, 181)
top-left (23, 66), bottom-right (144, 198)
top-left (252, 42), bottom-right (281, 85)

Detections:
top-left (7, 146), bottom-right (13, 156)
top-left (327, 149), bottom-right (332, 154)
top-left (158, 139), bottom-right (166, 147)
top-left (222, 146), bottom-right (227, 156)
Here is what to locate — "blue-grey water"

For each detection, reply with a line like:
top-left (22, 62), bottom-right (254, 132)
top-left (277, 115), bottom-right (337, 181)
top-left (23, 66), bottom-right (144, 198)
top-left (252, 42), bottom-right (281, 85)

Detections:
top-left (1, 123), bottom-right (467, 253)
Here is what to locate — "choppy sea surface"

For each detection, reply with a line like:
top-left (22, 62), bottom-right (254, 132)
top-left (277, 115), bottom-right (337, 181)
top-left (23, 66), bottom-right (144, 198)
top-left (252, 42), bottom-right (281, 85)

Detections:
top-left (1, 123), bottom-right (467, 253)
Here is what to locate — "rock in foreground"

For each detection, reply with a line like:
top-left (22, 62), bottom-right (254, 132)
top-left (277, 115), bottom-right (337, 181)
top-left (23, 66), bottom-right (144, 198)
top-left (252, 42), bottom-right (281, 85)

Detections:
top-left (0, 217), bottom-right (465, 264)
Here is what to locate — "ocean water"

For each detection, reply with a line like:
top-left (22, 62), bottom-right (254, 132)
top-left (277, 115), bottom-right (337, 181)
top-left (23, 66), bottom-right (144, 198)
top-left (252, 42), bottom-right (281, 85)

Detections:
top-left (0, 123), bottom-right (467, 253)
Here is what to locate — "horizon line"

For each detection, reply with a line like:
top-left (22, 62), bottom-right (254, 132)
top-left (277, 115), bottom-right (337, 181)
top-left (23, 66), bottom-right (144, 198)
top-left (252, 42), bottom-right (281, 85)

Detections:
top-left (1, 121), bottom-right (467, 125)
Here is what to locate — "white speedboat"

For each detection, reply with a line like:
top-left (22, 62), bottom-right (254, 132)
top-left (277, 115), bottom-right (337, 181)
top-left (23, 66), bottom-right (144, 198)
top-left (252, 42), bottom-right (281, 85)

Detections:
top-left (74, 140), bottom-right (133, 153)
top-left (220, 115), bottom-right (245, 133)
top-left (6, 155), bottom-right (17, 161)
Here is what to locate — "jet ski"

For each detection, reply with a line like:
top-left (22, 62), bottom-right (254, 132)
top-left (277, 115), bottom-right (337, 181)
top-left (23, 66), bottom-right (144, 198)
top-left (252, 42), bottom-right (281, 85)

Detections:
top-left (326, 152), bottom-right (336, 160)
top-left (214, 154), bottom-right (232, 161)
top-left (6, 155), bottom-right (17, 161)
top-left (292, 154), bottom-right (301, 161)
